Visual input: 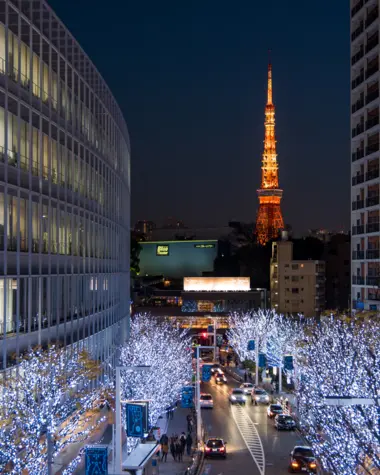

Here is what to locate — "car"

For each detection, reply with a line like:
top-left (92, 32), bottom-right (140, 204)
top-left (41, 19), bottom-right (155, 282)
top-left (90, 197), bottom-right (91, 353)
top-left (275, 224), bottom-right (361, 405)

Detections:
top-left (274, 414), bottom-right (296, 431)
top-left (251, 388), bottom-right (270, 405)
top-left (267, 403), bottom-right (283, 418)
top-left (200, 393), bottom-right (214, 409)
top-left (215, 372), bottom-right (227, 384)
top-left (204, 438), bottom-right (227, 458)
top-left (210, 364), bottom-right (221, 374)
top-left (288, 446), bottom-right (317, 473)
top-left (240, 383), bottom-right (255, 395)
top-left (229, 388), bottom-right (247, 405)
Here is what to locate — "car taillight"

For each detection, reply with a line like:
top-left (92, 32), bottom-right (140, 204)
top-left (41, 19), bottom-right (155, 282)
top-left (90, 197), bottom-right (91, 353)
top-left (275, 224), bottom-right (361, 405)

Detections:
top-left (270, 412), bottom-right (273, 416)
top-left (309, 462), bottom-right (317, 469)
top-left (220, 447), bottom-right (225, 452)
top-left (205, 447), bottom-right (211, 452)
top-left (291, 461), bottom-right (299, 468)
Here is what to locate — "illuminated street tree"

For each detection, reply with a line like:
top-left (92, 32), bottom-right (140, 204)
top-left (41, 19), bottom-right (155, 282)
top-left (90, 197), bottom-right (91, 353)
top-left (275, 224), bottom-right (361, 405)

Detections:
top-left (296, 318), bottom-right (380, 474)
top-left (0, 346), bottom-right (105, 475)
top-left (120, 313), bottom-right (192, 428)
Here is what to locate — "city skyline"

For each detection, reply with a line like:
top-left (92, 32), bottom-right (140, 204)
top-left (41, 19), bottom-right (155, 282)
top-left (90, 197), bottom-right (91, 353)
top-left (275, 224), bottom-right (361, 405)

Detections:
top-left (48, 1), bottom-right (349, 234)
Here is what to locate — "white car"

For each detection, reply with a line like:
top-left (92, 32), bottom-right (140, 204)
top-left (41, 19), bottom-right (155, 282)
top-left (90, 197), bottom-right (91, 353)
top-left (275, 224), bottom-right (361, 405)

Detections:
top-left (251, 388), bottom-right (270, 405)
top-left (240, 383), bottom-right (255, 395)
top-left (229, 388), bottom-right (247, 405)
top-left (200, 393), bottom-right (214, 409)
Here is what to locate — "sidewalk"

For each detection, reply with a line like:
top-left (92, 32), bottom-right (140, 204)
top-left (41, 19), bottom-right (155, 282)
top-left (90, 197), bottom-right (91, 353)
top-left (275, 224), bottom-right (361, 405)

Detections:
top-left (155, 405), bottom-right (196, 475)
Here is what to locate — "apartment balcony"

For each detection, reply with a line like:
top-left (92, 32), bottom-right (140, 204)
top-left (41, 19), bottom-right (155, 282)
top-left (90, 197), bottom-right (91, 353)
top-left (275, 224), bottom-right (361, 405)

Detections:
top-left (353, 250), bottom-right (365, 259)
top-left (351, 22), bottom-right (364, 41)
top-left (365, 7), bottom-right (379, 28)
top-left (351, 0), bottom-right (364, 18)
top-left (366, 32), bottom-right (379, 53)
top-left (368, 293), bottom-right (380, 300)
top-left (366, 89), bottom-right (379, 105)
top-left (352, 97), bottom-right (365, 113)
top-left (366, 195), bottom-right (380, 207)
top-left (352, 47), bottom-right (364, 66)
top-left (352, 224), bottom-right (365, 235)
top-left (366, 249), bottom-right (380, 258)
top-left (366, 222), bottom-right (380, 232)
top-left (366, 276), bottom-right (380, 286)
top-left (366, 168), bottom-right (380, 181)
top-left (352, 173), bottom-right (365, 185)
top-left (352, 199), bottom-right (365, 210)
top-left (353, 275), bottom-right (365, 285)
top-left (365, 143), bottom-right (379, 155)
top-left (352, 149), bottom-right (365, 162)
top-left (352, 123), bottom-right (365, 137)
top-left (352, 72), bottom-right (365, 90)
top-left (365, 61), bottom-right (379, 80)
top-left (366, 116), bottom-right (379, 130)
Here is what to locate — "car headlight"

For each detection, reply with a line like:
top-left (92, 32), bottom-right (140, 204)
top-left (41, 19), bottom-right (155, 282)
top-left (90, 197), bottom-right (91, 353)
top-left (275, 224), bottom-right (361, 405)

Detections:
top-left (265, 395), bottom-right (269, 401)
top-left (309, 462), bottom-right (317, 469)
top-left (231, 396), bottom-right (236, 400)
top-left (255, 395), bottom-right (260, 400)
top-left (242, 395), bottom-right (247, 401)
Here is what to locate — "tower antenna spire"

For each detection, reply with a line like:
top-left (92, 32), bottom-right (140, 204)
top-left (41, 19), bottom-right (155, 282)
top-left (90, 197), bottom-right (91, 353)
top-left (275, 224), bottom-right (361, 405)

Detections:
top-left (267, 49), bottom-right (272, 105)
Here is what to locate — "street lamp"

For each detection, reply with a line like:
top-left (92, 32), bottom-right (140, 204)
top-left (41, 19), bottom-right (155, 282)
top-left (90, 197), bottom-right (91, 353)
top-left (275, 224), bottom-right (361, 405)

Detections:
top-left (114, 365), bottom-right (151, 474)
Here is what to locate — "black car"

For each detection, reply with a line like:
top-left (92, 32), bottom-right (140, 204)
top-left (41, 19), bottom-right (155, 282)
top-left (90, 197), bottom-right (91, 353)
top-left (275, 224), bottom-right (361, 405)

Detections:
top-left (204, 438), bottom-right (227, 458)
top-left (267, 403), bottom-right (283, 419)
top-left (275, 414), bottom-right (296, 431)
top-left (289, 446), bottom-right (317, 473)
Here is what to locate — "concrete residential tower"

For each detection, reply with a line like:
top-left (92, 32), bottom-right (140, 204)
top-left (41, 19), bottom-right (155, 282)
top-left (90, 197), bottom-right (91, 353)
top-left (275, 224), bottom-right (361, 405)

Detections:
top-left (351, 0), bottom-right (380, 310)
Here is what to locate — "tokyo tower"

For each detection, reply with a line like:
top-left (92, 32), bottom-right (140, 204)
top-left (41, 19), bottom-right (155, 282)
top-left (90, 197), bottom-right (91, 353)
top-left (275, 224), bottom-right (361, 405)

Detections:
top-left (255, 61), bottom-right (284, 245)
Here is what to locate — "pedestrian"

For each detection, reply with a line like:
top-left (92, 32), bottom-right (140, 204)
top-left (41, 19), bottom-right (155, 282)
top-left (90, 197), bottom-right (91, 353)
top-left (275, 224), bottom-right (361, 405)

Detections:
top-left (160, 433), bottom-right (168, 446)
top-left (170, 437), bottom-right (176, 461)
top-left (186, 413), bottom-right (193, 433)
top-left (175, 440), bottom-right (183, 461)
top-left (180, 431), bottom-right (186, 453)
top-left (244, 371), bottom-right (248, 382)
top-left (186, 432), bottom-right (193, 456)
top-left (161, 441), bottom-right (169, 462)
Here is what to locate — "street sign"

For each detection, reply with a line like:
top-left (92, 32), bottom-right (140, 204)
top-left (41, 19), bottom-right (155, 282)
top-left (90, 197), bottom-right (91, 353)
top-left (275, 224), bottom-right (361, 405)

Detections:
top-left (247, 340), bottom-right (255, 351)
top-left (181, 386), bottom-right (194, 408)
top-left (202, 364), bottom-right (212, 382)
top-left (283, 355), bottom-right (294, 371)
top-left (207, 325), bottom-right (214, 333)
top-left (126, 402), bottom-right (149, 437)
top-left (258, 353), bottom-right (267, 367)
top-left (85, 445), bottom-right (108, 475)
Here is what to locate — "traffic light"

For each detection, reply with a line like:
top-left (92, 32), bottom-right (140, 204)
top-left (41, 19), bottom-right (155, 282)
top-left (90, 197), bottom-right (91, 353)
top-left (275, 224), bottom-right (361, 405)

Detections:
top-left (201, 332), bottom-right (207, 338)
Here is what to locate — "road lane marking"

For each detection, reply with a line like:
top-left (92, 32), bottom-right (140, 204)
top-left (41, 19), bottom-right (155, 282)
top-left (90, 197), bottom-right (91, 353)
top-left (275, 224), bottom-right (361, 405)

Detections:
top-left (231, 404), bottom-right (266, 475)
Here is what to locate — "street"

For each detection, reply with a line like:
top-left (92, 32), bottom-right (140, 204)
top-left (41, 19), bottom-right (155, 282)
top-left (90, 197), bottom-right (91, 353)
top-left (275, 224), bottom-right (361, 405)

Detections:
top-left (200, 373), bottom-right (305, 475)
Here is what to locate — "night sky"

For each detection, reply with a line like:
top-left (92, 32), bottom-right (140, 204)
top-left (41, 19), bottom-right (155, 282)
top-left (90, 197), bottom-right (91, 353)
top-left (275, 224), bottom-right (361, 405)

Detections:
top-left (48, 0), bottom-right (349, 235)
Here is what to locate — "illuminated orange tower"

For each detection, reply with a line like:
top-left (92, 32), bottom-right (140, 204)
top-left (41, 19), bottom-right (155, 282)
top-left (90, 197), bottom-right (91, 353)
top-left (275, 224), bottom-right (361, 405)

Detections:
top-left (255, 61), bottom-right (284, 245)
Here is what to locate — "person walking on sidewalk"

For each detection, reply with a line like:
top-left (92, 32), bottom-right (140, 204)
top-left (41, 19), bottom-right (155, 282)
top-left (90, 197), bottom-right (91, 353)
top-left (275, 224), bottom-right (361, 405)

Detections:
top-left (161, 441), bottom-right (169, 462)
top-left (180, 432), bottom-right (186, 454)
top-left (244, 371), bottom-right (248, 382)
top-left (186, 432), bottom-right (193, 456)
top-left (176, 439), bottom-right (183, 462)
top-left (170, 437), bottom-right (176, 461)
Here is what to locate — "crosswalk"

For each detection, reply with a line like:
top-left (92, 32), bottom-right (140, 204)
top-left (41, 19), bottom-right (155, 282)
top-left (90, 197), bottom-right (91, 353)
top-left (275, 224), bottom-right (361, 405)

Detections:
top-left (231, 404), bottom-right (266, 475)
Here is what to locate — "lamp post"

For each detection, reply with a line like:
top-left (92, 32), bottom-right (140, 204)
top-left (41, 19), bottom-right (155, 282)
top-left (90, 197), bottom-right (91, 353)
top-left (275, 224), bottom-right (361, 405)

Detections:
top-left (114, 365), bottom-right (151, 474)
top-left (195, 345), bottom-right (214, 444)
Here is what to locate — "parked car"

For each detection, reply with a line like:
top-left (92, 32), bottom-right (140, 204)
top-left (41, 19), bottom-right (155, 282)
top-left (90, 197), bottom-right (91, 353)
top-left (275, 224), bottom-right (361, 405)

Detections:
top-left (288, 446), bottom-right (317, 473)
top-left (274, 414), bottom-right (296, 430)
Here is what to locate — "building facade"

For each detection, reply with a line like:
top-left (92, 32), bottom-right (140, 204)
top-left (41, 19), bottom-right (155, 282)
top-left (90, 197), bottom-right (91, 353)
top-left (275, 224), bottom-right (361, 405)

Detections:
top-left (270, 240), bottom-right (325, 317)
top-left (351, 0), bottom-right (380, 310)
top-left (139, 240), bottom-right (218, 278)
top-left (0, 0), bottom-right (130, 372)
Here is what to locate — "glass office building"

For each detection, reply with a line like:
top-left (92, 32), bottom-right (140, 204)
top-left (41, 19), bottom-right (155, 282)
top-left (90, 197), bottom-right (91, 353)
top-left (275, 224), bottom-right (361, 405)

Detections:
top-left (0, 0), bottom-right (130, 372)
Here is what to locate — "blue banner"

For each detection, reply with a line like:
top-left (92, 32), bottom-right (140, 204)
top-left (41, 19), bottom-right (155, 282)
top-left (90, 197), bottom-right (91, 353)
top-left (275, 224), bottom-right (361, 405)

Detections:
top-left (181, 386), bottom-right (194, 408)
top-left (283, 355), bottom-right (294, 371)
top-left (258, 353), bottom-right (267, 367)
top-left (266, 338), bottom-right (281, 367)
top-left (247, 340), bottom-right (255, 351)
top-left (85, 446), bottom-right (108, 475)
top-left (126, 403), bottom-right (149, 437)
top-left (207, 325), bottom-right (214, 333)
top-left (202, 364), bottom-right (212, 382)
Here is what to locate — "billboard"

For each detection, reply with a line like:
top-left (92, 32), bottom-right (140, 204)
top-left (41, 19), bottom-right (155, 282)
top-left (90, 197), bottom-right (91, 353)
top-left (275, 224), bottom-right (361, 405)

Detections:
top-left (156, 245), bottom-right (169, 256)
top-left (183, 277), bottom-right (250, 292)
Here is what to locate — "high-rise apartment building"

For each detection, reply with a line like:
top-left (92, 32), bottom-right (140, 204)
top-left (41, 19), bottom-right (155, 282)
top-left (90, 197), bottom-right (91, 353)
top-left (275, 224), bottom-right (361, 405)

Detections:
top-left (351, 0), bottom-right (380, 310)
top-left (270, 240), bottom-right (325, 317)
top-left (0, 0), bottom-right (130, 374)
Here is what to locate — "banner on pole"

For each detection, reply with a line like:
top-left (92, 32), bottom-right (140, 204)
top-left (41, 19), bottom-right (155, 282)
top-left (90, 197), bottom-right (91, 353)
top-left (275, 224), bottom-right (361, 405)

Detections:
top-left (258, 353), bottom-right (267, 367)
top-left (202, 364), bottom-right (212, 382)
top-left (126, 402), bottom-right (149, 437)
top-left (181, 386), bottom-right (194, 408)
top-left (247, 340), bottom-right (255, 351)
top-left (85, 445), bottom-right (108, 475)
top-left (283, 355), bottom-right (294, 371)
top-left (207, 325), bottom-right (214, 333)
